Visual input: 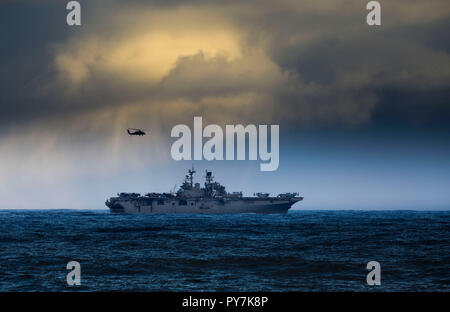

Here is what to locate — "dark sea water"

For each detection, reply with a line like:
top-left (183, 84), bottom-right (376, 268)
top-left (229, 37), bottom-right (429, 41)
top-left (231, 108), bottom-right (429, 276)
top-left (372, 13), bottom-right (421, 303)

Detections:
top-left (0, 210), bottom-right (448, 291)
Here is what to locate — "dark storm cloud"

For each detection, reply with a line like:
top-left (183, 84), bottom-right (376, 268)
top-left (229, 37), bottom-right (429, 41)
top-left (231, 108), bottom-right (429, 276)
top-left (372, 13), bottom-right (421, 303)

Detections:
top-left (0, 1), bottom-right (98, 128)
top-left (0, 0), bottom-right (450, 132)
top-left (264, 17), bottom-right (450, 128)
top-left (371, 88), bottom-right (450, 128)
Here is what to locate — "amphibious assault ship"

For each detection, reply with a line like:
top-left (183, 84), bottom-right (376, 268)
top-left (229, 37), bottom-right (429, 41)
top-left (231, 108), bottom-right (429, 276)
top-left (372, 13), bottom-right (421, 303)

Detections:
top-left (105, 168), bottom-right (303, 214)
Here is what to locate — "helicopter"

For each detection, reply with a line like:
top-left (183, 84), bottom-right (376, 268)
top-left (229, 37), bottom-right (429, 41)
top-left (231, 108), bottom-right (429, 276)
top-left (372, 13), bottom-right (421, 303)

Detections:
top-left (127, 128), bottom-right (146, 136)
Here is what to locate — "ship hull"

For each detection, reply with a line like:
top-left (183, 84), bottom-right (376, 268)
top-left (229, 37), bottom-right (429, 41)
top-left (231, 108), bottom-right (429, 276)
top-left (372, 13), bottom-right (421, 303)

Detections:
top-left (106, 198), bottom-right (302, 214)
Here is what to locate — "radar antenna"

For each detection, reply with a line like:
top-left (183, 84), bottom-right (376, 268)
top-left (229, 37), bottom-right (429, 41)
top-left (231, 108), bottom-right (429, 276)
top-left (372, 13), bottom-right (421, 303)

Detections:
top-left (205, 170), bottom-right (214, 185)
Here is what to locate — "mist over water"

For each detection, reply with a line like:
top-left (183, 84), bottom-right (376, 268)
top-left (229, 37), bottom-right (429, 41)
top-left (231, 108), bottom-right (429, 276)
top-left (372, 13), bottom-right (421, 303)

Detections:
top-left (0, 210), bottom-right (448, 291)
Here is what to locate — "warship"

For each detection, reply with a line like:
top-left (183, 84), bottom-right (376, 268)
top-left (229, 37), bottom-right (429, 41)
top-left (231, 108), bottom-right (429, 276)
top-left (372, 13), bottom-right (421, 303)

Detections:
top-left (105, 167), bottom-right (303, 214)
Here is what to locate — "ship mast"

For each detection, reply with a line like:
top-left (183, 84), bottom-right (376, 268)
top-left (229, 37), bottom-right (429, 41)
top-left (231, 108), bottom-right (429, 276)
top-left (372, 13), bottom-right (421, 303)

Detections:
top-left (187, 165), bottom-right (196, 187)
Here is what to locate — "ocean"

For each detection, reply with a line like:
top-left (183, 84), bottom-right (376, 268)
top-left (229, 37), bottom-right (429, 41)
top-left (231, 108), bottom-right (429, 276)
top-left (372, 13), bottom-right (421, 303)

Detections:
top-left (0, 210), bottom-right (448, 291)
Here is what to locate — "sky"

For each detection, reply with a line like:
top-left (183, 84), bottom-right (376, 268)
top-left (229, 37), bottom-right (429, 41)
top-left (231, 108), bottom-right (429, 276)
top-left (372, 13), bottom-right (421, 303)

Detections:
top-left (0, 0), bottom-right (449, 209)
